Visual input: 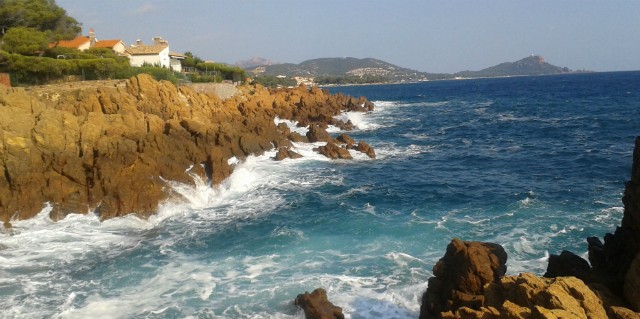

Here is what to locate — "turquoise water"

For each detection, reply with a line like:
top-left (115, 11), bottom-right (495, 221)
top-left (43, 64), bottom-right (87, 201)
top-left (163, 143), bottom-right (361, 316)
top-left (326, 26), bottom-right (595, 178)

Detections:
top-left (1, 72), bottom-right (639, 318)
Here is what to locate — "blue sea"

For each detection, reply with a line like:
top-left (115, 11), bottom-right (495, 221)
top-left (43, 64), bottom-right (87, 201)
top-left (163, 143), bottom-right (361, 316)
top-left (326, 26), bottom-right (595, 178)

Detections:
top-left (1, 72), bottom-right (640, 318)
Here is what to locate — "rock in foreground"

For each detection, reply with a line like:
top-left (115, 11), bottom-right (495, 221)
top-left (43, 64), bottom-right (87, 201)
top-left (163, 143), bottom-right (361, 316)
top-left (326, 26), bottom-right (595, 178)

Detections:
top-left (420, 238), bottom-right (507, 318)
top-left (421, 137), bottom-right (640, 318)
top-left (420, 239), bottom-right (610, 319)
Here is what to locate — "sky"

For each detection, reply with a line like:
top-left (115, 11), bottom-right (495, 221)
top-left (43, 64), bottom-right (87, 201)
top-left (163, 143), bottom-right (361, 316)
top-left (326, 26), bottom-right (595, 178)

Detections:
top-left (56, 0), bottom-right (640, 73)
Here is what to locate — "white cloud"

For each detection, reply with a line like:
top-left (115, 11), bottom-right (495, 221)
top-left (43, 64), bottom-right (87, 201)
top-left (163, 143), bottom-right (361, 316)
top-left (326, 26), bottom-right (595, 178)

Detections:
top-left (130, 3), bottom-right (157, 16)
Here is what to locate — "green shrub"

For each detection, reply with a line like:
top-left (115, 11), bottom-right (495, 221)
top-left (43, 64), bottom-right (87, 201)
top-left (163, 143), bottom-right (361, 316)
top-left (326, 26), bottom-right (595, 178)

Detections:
top-left (251, 76), bottom-right (297, 88)
top-left (1, 27), bottom-right (49, 56)
top-left (0, 51), bottom-right (76, 84)
top-left (75, 58), bottom-right (129, 80)
top-left (125, 66), bottom-right (184, 84)
top-left (195, 62), bottom-right (245, 82)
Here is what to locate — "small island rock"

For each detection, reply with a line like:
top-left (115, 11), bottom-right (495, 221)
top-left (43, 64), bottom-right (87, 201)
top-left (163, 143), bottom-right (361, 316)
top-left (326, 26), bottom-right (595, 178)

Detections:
top-left (316, 142), bottom-right (352, 160)
top-left (295, 288), bottom-right (344, 319)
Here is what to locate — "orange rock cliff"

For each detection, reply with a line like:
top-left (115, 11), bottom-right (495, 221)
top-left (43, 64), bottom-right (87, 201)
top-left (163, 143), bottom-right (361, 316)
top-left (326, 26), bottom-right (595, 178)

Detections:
top-left (0, 75), bottom-right (374, 223)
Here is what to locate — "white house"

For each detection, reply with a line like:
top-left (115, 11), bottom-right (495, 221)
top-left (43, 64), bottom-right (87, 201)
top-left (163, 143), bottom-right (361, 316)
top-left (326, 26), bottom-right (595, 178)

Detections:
top-left (125, 37), bottom-right (171, 68)
top-left (169, 52), bottom-right (185, 72)
top-left (94, 39), bottom-right (126, 55)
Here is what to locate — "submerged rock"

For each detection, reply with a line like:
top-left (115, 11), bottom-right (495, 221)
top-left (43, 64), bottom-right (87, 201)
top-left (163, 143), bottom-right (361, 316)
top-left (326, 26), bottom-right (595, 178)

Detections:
top-left (295, 288), bottom-right (344, 319)
top-left (273, 147), bottom-right (303, 161)
top-left (336, 133), bottom-right (356, 147)
top-left (316, 142), bottom-right (352, 160)
top-left (354, 140), bottom-right (376, 159)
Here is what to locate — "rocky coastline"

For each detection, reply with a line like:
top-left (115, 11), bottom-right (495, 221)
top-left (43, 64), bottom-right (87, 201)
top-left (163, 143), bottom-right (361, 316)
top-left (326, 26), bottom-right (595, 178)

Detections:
top-left (4, 75), bottom-right (640, 318)
top-left (0, 75), bottom-right (374, 224)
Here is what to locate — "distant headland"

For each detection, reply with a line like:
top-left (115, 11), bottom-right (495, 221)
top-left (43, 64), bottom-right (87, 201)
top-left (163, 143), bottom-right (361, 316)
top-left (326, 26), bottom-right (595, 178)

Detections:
top-left (246, 55), bottom-right (589, 86)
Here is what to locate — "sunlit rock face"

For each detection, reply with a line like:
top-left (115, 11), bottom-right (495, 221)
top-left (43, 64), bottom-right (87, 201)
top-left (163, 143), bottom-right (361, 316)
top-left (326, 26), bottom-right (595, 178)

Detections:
top-left (0, 75), bottom-right (373, 222)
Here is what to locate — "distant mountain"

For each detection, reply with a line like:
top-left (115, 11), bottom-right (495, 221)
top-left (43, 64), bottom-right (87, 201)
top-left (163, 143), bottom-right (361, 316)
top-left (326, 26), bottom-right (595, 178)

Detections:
top-left (246, 55), bottom-right (579, 85)
top-left (454, 56), bottom-right (572, 78)
top-left (248, 57), bottom-right (450, 83)
top-left (235, 57), bottom-right (277, 69)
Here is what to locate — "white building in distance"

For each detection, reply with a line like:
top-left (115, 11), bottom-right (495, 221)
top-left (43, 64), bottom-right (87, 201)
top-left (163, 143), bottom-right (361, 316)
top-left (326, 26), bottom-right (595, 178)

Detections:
top-left (126, 37), bottom-right (171, 69)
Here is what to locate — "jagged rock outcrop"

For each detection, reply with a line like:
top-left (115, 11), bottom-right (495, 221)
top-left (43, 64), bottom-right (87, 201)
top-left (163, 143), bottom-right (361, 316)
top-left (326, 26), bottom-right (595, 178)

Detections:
top-left (0, 75), bottom-right (374, 222)
top-left (594, 136), bottom-right (640, 309)
top-left (273, 147), bottom-right (303, 161)
top-left (420, 240), bottom-right (610, 319)
top-left (313, 133), bottom-right (376, 160)
top-left (420, 238), bottom-right (507, 318)
top-left (295, 288), bottom-right (344, 319)
top-left (336, 133), bottom-right (355, 147)
top-left (354, 140), bottom-right (376, 159)
top-left (316, 142), bottom-right (352, 160)
top-left (307, 124), bottom-right (333, 143)
top-left (451, 273), bottom-right (608, 319)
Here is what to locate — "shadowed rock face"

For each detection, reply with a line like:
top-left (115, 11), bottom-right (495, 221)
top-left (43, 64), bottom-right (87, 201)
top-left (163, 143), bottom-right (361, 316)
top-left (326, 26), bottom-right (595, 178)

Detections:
top-left (0, 75), bottom-right (374, 222)
top-left (544, 137), bottom-right (640, 312)
top-left (420, 238), bottom-right (507, 319)
top-left (606, 136), bottom-right (640, 309)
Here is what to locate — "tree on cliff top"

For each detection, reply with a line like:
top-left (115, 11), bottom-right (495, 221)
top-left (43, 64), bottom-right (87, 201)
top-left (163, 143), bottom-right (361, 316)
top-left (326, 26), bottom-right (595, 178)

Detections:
top-left (1, 27), bottom-right (48, 55)
top-left (0, 0), bottom-right (81, 40)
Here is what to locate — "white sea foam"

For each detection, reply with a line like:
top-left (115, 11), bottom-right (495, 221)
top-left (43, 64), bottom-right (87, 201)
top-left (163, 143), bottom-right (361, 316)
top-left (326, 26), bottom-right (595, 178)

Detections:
top-left (0, 118), bottom-right (397, 316)
top-left (274, 117), bottom-right (308, 135)
top-left (0, 148), bottom-right (345, 317)
top-left (594, 206), bottom-right (623, 225)
top-left (400, 132), bottom-right (430, 141)
top-left (286, 272), bottom-right (425, 319)
top-left (373, 142), bottom-right (437, 160)
top-left (417, 101), bottom-right (450, 108)
top-left (333, 111), bottom-right (382, 131)
top-left (371, 100), bottom-right (398, 111)
top-left (55, 260), bottom-right (221, 319)
top-left (363, 203), bottom-right (376, 216)
top-left (271, 227), bottom-right (307, 240)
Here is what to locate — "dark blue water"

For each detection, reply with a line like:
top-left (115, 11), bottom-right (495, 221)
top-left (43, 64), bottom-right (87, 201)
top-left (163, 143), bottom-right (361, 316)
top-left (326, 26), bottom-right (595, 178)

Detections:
top-left (1, 72), bottom-right (639, 318)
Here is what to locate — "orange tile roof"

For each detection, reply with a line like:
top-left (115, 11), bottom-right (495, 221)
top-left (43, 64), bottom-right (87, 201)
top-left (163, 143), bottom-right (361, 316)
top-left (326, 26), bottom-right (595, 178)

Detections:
top-left (49, 36), bottom-right (90, 49)
top-left (94, 39), bottom-right (122, 48)
top-left (126, 44), bottom-right (168, 55)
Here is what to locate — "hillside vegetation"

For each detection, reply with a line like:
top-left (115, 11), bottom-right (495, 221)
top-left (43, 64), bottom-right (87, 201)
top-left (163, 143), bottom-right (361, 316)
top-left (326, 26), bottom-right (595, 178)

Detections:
top-left (455, 55), bottom-right (572, 78)
top-left (253, 57), bottom-right (451, 84)
top-left (249, 56), bottom-right (578, 86)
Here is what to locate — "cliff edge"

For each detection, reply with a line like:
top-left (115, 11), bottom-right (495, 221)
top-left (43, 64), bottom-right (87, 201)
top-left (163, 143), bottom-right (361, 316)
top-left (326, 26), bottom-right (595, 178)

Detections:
top-left (0, 75), bottom-right (373, 223)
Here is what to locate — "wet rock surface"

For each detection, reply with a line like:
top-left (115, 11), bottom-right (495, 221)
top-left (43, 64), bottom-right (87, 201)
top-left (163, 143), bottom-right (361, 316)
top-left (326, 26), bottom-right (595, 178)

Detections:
top-left (295, 288), bottom-right (344, 319)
